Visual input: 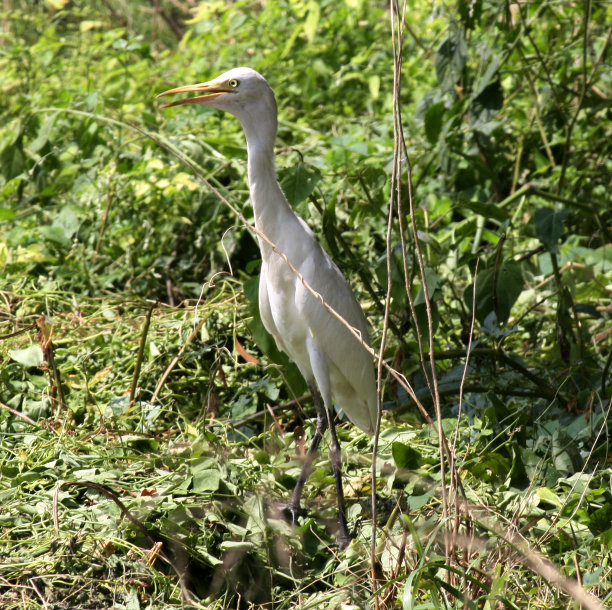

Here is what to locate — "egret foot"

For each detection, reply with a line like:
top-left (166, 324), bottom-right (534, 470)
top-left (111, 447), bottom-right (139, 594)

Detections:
top-left (283, 502), bottom-right (307, 527)
top-left (334, 520), bottom-right (355, 549)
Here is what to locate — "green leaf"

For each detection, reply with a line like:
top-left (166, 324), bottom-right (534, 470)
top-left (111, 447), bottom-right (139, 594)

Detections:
top-left (9, 345), bottom-right (44, 368)
top-left (0, 140), bottom-right (25, 180)
top-left (459, 200), bottom-right (510, 223)
top-left (470, 80), bottom-right (503, 126)
top-left (40, 225), bottom-right (71, 246)
top-left (465, 260), bottom-right (524, 325)
top-left (435, 32), bottom-right (467, 89)
top-left (192, 468), bottom-right (221, 492)
top-left (424, 101), bottom-right (445, 144)
top-left (196, 547), bottom-right (224, 567)
top-left (590, 504), bottom-right (612, 534)
top-left (471, 53), bottom-right (502, 100)
top-left (407, 493), bottom-right (432, 511)
top-left (414, 267), bottom-right (439, 305)
top-left (534, 487), bottom-right (561, 508)
top-left (534, 207), bottom-right (571, 253)
top-left (278, 162), bottom-right (321, 207)
top-left (28, 112), bottom-right (58, 154)
top-left (567, 244), bottom-right (612, 273)
top-left (219, 540), bottom-right (255, 552)
top-left (0, 207), bottom-right (16, 220)
top-left (392, 442), bottom-right (423, 470)
top-left (471, 452), bottom-right (511, 484)
top-left (303, 1), bottom-right (320, 42)
top-left (53, 206), bottom-right (81, 239)
top-left (368, 74), bottom-right (380, 99)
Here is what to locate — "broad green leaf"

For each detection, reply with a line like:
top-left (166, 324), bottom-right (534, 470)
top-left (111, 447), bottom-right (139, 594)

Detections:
top-left (534, 487), bottom-right (561, 508)
top-left (39, 226), bottom-right (70, 246)
top-left (28, 112), bottom-right (57, 154)
top-left (392, 442), bottom-right (422, 470)
top-left (278, 162), bottom-right (321, 207)
top-left (424, 101), bottom-right (445, 144)
top-left (414, 267), bottom-right (439, 305)
top-left (471, 52), bottom-right (502, 100)
top-left (589, 504), bottom-right (612, 534)
top-left (53, 206), bottom-right (81, 239)
top-left (192, 468), bottom-right (221, 492)
top-left (0, 141), bottom-right (25, 180)
top-left (434, 32), bottom-right (467, 88)
top-left (583, 568), bottom-right (604, 586)
top-left (408, 493), bottom-right (432, 511)
top-left (569, 244), bottom-right (612, 273)
top-left (465, 260), bottom-right (524, 325)
top-left (471, 452), bottom-right (511, 483)
top-left (9, 345), bottom-right (44, 368)
top-left (534, 207), bottom-right (570, 252)
top-left (470, 80), bottom-right (503, 126)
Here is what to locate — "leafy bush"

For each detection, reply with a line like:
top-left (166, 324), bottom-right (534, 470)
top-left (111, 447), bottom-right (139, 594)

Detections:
top-left (0, 0), bottom-right (610, 608)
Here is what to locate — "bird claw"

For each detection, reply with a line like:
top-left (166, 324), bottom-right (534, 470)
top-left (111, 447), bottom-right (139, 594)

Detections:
top-left (334, 521), bottom-right (357, 550)
top-left (283, 503), bottom-right (306, 527)
top-left (334, 533), bottom-right (352, 550)
top-left (284, 504), bottom-right (356, 550)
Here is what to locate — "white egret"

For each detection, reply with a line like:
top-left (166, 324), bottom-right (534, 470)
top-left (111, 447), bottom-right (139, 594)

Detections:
top-left (158, 67), bottom-right (377, 547)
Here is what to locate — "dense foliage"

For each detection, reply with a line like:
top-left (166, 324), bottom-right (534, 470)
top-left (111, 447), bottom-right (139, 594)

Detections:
top-left (0, 0), bottom-right (610, 608)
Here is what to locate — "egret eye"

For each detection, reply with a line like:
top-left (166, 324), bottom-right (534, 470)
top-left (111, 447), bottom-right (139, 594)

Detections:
top-left (228, 79), bottom-right (239, 88)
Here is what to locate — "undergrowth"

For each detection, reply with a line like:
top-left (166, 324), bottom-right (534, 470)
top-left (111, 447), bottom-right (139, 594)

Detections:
top-left (1, 0), bottom-right (611, 608)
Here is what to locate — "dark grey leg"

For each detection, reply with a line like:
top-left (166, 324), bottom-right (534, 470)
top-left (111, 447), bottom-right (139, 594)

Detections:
top-left (286, 383), bottom-right (327, 524)
top-left (287, 382), bottom-right (352, 548)
top-left (325, 405), bottom-right (351, 549)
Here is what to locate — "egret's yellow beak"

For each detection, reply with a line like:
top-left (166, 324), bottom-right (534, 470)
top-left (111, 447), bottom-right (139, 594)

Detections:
top-left (157, 81), bottom-right (230, 108)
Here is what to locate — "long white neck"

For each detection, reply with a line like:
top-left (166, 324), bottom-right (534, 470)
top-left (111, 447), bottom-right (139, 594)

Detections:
top-left (242, 121), bottom-right (294, 248)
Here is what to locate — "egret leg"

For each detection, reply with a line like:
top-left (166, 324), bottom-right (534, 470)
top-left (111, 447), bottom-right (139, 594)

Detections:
top-left (304, 339), bottom-right (353, 547)
top-left (286, 383), bottom-right (326, 525)
top-left (324, 405), bottom-right (351, 549)
top-left (285, 383), bottom-right (352, 547)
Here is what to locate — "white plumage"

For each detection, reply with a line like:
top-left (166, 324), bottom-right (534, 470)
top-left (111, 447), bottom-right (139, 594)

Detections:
top-left (159, 68), bottom-right (377, 546)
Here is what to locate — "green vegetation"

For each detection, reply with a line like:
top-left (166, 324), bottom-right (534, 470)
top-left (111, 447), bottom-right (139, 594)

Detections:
top-left (1, 0), bottom-right (610, 608)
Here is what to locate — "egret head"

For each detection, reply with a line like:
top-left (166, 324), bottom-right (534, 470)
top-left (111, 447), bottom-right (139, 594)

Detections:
top-left (158, 67), bottom-right (278, 149)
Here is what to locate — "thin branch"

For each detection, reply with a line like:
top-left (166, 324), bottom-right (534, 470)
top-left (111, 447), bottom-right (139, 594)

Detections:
top-left (151, 313), bottom-right (209, 405)
top-left (453, 260), bottom-right (478, 454)
top-left (0, 401), bottom-right (39, 427)
top-left (129, 302), bottom-right (156, 407)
